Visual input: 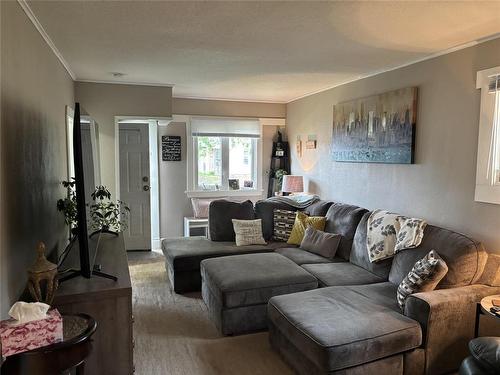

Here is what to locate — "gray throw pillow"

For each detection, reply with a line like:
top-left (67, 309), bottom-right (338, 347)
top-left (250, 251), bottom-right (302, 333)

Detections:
top-left (300, 226), bottom-right (341, 259)
top-left (397, 250), bottom-right (448, 311)
top-left (273, 209), bottom-right (296, 242)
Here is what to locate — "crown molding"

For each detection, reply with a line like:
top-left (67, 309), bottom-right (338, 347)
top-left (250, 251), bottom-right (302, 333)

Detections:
top-left (173, 95), bottom-right (287, 105)
top-left (15, 0), bottom-right (500, 104)
top-left (17, 0), bottom-right (76, 80)
top-left (287, 32), bottom-right (500, 103)
top-left (76, 79), bottom-right (175, 88)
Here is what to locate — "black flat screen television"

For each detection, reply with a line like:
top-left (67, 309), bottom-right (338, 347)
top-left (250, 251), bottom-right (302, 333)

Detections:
top-left (58, 103), bottom-right (116, 282)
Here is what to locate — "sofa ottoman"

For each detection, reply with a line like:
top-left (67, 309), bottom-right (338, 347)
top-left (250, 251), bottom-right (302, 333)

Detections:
top-left (268, 283), bottom-right (423, 374)
top-left (201, 253), bottom-right (318, 335)
top-left (162, 237), bottom-right (290, 293)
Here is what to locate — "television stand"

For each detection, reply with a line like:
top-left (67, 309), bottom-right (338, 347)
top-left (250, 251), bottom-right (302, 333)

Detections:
top-left (58, 267), bottom-right (118, 283)
top-left (90, 228), bottom-right (119, 238)
top-left (52, 233), bottom-right (133, 375)
top-left (93, 263), bottom-right (118, 281)
top-left (58, 231), bottom-right (118, 283)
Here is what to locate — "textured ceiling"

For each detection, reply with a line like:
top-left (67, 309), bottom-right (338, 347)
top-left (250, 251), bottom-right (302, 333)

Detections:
top-left (28, 1), bottom-right (500, 102)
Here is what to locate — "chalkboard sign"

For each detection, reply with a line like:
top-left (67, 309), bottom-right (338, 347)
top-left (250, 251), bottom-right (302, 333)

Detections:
top-left (162, 135), bottom-right (181, 161)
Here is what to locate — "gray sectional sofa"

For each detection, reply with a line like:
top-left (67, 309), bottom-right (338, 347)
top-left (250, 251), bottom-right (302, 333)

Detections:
top-left (162, 199), bottom-right (333, 293)
top-left (162, 198), bottom-right (499, 374)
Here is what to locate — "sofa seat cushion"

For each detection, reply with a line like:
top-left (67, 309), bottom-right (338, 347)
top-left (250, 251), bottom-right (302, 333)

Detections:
top-left (344, 282), bottom-right (401, 311)
top-left (275, 247), bottom-right (341, 265)
top-left (268, 285), bottom-right (422, 372)
top-left (201, 253), bottom-right (318, 309)
top-left (302, 262), bottom-right (385, 287)
top-left (162, 237), bottom-right (289, 272)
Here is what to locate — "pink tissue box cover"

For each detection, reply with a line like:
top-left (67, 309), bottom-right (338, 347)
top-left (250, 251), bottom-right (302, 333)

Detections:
top-left (0, 309), bottom-right (63, 357)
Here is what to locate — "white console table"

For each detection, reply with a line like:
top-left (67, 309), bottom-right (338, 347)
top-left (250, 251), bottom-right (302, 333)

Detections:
top-left (184, 217), bottom-right (209, 237)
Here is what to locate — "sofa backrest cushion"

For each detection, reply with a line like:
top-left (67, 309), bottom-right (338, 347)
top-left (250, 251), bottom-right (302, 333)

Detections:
top-left (388, 225), bottom-right (487, 288)
top-left (209, 200), bottom-right (255, 241)
top-left (303, 200), bottom-right (334, 216)
top-left (349, 211), bottom-right (393, 279)
top-left (255, 200), bottom-right (298, 241)
top-left (325, 203), bottom-right (368, 260)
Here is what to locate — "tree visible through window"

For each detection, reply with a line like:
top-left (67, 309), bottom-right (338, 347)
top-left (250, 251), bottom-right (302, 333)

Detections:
top-left (195, 136), bottom-right (256, 190)
top-left (197, 137), bottom-right (222, 189)
top-left (229, 138), bottom-right (254, 187)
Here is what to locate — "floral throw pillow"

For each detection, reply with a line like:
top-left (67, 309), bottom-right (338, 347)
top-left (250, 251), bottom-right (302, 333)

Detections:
top-left (367, 210), bottom-right (400, 262)
top-left (395, 216), bottom-right (427, 252)
top-left (397, 250), bottom-right (448, 311)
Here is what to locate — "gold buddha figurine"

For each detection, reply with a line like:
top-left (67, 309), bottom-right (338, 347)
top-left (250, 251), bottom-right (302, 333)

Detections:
top-left (27, 242), bottom-right (58, 305)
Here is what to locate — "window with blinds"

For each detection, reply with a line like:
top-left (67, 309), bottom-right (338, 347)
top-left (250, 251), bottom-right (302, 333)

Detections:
top-left (189, 117), bottom-right (261, 192)
top-left (475, 67), bottom-right (500, 204)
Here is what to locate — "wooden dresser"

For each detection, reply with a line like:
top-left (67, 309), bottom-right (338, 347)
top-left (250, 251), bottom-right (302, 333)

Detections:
top-left (53, 233), bottom-right (133, 374)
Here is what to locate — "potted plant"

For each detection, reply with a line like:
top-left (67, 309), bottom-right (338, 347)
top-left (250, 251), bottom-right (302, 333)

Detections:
top-left (89, 185), bottom-right (130, 233)
top-left (57, 179), bottom-right (78, 236)
top-left (274, 169), bottom-right (289, 191)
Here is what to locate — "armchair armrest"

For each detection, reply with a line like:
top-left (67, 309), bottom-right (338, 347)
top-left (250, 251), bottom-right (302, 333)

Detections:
top-left (405, 284), bottom-right (500, 374)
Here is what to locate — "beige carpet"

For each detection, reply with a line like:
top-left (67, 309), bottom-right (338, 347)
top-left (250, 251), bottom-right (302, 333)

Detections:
top-left (129, 255), bottom-right (293, 375)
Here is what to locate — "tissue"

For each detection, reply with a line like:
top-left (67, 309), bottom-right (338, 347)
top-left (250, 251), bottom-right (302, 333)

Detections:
top-left (8, 301), bottom-right (50, 325)
top-left (0, 309), bottom-right (63, 357)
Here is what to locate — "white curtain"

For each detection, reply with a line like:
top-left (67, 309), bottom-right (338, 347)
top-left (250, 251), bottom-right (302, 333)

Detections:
top-left (488, 75), bottom-right (500, 184)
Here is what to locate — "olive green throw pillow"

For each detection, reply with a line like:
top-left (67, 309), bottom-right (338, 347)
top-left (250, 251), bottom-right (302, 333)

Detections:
top-left (287, 211), bottom-right (326, 245)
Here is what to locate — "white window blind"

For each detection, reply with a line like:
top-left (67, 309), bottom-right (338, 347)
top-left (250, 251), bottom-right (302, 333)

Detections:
top-left (191, 117), bottom-right (261, 138)
top-left (488, 75), bottom-right (500, 93)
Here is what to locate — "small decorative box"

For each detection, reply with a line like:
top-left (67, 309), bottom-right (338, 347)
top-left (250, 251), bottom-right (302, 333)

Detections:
top-left (0, 309), bottom-right (63, 357)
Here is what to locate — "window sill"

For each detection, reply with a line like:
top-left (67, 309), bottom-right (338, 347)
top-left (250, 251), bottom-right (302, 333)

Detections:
top-left (186, 189), bottom-right (264, 198)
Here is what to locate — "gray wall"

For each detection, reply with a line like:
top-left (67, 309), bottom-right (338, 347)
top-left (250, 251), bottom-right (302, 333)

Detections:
top-left (286, 37), bottom-right (500, 253)
top-left (1, 2), bottom-right (75, 317)
top-left (75, 82), bottom-right (173, 198)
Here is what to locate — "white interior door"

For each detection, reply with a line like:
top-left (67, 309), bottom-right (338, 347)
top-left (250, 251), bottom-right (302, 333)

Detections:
top-left (119, 123), bottom-right (151, 250)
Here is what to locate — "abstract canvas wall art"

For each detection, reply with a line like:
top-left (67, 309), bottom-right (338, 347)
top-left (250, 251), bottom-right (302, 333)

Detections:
top-left (331, 87), bottom-right (418, 164)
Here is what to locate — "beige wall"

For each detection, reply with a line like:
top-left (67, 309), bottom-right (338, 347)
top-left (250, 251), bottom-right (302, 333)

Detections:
top-left (286, 37), bottom-right (500, 253)
top-left (75, 82), bottom-right (172, 198)
top-left (158, 122), bottom-right (193, 238)
top-left (1, 2), bottom-right (75, 317)
top-left (159, 99), bottom-right (286, 238)
top-left (172, 97), bottom-right (286, 118)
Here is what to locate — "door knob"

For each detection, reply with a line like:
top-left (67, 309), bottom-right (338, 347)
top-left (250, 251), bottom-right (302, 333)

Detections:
top-left (142, 176), bottom-right (149, 182)
top-left (143, 185), bottom-right (150, 191)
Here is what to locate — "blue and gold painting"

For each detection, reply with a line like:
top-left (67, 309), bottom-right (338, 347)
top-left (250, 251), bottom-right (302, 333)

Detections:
top-left (331, 87), bottom-right (417, 164)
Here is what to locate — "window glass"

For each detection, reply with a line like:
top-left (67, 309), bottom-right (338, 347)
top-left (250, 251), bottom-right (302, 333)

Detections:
top-left (197, 136), bottom-right (222, 190)
top-left (229, 138), bottom-right (255, 189)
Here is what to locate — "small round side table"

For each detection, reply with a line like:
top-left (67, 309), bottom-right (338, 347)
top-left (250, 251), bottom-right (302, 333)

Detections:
top-left (1, 313), bottom-right (97, 375)
top-left (474, 294), bottom-right (500, 337)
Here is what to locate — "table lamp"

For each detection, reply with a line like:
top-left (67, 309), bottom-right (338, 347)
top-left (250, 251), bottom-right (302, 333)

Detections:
top-left (281, 175), bottom-right (304, 196)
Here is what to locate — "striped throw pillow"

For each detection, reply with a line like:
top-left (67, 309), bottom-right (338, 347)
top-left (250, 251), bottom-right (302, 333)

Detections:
top-left (397, 250), bottom-right (448, 311)
top-left (273, 209), bottom-right (296, 242)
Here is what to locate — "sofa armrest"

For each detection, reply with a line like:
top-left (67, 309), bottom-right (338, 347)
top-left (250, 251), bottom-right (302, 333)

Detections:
top-left (405, 284), bottom-right (500, 374)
